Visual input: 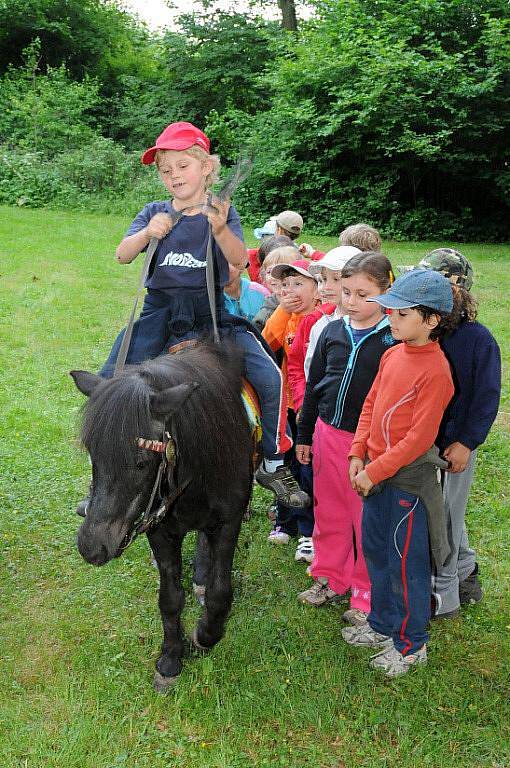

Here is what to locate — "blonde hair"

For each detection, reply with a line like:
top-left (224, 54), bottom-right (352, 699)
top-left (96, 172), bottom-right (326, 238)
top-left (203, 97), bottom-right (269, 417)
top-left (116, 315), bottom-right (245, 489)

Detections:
top-left (339, 223), bottom-right (382, 252)
top-left (155, 146), bottom-right (221, 189)
top-left (262, 246), bottom-right (300, 270)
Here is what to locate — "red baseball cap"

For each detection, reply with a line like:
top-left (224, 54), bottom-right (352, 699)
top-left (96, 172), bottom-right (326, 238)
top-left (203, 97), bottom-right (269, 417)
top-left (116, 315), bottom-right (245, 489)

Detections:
top-left (141, 122), bottom-right (210, 165)
top-left (271, 259), bottom-right (317, 281)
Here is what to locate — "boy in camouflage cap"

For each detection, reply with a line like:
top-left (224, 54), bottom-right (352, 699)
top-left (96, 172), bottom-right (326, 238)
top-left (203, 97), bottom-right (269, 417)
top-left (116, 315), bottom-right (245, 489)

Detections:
top-left (418, 249), bottom-right (474, 291)
top-left (420, 249), bottom-right (501, 618)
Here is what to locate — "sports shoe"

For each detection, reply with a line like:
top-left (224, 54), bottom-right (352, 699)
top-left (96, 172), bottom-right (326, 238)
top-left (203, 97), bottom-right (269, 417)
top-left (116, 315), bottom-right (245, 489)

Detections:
top-left (369, 644), bottom-right (427, 677)
top-left (430, 592), bottom-right (460, 620)
top-left (268, 526), bottom-right (290, 544)
top-left (298, 577), bottom-right (344, 606)
top-left (295, 536), bottom-right (314, 563)
top-left (459, 563), bottom-right (483, 605)
top-left (341, 608), bottom-right (369, 627)
top-left (341, 623), bottom-right (392, 648)
top-left (255, 464), bottom-right (310, 508)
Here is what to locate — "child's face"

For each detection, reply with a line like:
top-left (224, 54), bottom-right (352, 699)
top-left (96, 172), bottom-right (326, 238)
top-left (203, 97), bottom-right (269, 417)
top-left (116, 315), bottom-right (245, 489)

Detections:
top-left (261, 266), bottom-right (280, 296)
top-left (157, 150), bottom-right (212, 206)
top-left (320, 267), bottom-right (343, 307)
top-left (341, 273), bottom-right (384, 328)
top-left (280, 274), bottom-right (318, 314)
top-left (387, 307), bottom-right (439, 346)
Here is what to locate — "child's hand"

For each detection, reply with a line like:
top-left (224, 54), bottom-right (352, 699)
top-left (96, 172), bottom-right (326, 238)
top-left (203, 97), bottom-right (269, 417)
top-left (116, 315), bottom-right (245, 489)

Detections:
top-left (280, 293), bottom-right (305, 314)
top-left (353, 469), bottom-right (374, 497)
top-left (205, 196), bottom-right (230, 236)
top-left (299, 243), bottom-right (314, 257)
top-left (348, 457), bottom-right (364, 488)
top-left (296, 444), bottom-right (312, 465)
top-left (443, 442), bottom-right (471, 473)
top-left (146, 213), bottom-right (173, 239)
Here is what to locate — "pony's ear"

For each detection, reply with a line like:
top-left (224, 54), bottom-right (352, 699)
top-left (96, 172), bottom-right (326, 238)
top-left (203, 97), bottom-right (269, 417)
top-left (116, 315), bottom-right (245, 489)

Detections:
top-left (150, 382), bottom-right (199, 417)
top-left (70, 370), bottom-right (102, 397)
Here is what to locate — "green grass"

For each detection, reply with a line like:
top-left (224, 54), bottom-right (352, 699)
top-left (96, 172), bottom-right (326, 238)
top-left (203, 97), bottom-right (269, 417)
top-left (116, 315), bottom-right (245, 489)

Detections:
top-left (0, 205), bottom-right (509, 768)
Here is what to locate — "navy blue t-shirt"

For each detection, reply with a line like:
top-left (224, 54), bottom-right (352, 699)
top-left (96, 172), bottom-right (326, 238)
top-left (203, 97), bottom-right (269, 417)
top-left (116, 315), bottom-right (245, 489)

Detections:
top-left (126, 200), bottom-right (244, 293)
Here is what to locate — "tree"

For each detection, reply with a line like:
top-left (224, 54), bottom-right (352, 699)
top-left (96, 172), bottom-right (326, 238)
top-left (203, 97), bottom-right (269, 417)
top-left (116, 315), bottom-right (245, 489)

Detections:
top-left (277, 0), bottom-right (298, 31)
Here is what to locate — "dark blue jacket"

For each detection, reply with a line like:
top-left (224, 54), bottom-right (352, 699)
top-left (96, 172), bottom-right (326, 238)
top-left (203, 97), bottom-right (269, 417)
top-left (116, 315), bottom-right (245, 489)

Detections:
top-left (297, 315), bottom-right (396, 444)
top-left (437, 321), bottom-right (501, 451)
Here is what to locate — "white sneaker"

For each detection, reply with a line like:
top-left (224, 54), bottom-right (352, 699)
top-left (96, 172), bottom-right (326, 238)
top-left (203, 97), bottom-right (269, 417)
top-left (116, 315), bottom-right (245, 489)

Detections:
top-left (370, 644), bottom-right (427, 677)
top-left (268, 525), bottom-right (290, 544)
top-left (295, 536), bottom-right (314, 563)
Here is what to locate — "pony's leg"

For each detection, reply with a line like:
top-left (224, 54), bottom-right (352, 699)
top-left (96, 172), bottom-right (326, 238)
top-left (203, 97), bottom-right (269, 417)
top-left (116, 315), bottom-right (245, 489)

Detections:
top-left (192, 531), bottom-right (211, 606)
top-left (193, 516), bottom-right (243, 650)
top-left (148, 526), bottom-right (186, 691)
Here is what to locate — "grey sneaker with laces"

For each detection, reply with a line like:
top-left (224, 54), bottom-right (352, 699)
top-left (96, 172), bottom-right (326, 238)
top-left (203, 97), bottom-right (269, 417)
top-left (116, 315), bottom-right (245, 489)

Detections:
top-left (369, 644), bottom-right (427, 677)
top-left (341, 608), bottom-right (369, 627)
top-left (341, 623), bottom-right (392, 648)
top-left (459, 563), bottom-right (483, 605)
top-left (255, 464), bottom-right (310, 507)
top-left (298, 577), bottom-right (345, 606)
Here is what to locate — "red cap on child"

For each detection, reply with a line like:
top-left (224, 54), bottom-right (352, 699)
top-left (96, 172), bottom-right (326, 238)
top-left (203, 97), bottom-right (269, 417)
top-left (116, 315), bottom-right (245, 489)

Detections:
top-left (141, 122), bottom-right (210, 165)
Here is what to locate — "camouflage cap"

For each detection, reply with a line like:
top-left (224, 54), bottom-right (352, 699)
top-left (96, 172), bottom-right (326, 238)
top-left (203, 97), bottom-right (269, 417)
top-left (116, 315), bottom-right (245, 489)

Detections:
top-left (419, 248), bottom-right (474, 291)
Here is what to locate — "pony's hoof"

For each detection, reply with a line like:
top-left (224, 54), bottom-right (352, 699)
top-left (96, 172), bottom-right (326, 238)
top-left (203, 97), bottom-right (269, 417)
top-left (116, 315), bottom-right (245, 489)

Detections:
top-left (153, 670), bottom-right (179, 693)
top-left (191, 628), bottom-right (210, 653)
top-left (192, 582), bottom-right (206, 606)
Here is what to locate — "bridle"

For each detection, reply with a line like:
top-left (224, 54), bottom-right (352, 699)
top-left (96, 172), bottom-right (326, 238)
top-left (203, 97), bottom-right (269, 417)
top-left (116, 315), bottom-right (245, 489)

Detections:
top-left (117, 428), bottom-right (190, 554)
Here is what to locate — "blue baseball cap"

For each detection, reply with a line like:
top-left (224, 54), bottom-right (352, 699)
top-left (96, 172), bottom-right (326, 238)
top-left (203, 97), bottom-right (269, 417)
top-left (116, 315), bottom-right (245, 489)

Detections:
top-left (368, 268), bottom-right (453, 313)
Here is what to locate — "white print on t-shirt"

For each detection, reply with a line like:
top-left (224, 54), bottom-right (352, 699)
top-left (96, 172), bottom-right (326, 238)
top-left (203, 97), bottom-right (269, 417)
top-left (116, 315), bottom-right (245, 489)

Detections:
top-left (159, 251), bottom-right (207, 269)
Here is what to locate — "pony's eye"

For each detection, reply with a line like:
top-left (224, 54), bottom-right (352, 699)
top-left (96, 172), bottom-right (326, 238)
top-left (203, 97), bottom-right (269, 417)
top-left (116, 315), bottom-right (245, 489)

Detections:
top-left (136, 459), bottom-right (149, 470)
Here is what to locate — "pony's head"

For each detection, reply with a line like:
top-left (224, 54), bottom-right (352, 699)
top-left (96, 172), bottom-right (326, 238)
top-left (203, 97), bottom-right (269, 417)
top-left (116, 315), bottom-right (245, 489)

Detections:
top-left (71, 367), bottom-right (197, 565)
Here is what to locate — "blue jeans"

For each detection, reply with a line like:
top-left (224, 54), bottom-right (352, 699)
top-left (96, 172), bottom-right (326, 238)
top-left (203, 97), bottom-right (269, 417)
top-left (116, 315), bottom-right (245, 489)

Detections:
top-left (100, 289), bottom-right (290, 458)
top-left (362, 484), bottom-right (431, 655)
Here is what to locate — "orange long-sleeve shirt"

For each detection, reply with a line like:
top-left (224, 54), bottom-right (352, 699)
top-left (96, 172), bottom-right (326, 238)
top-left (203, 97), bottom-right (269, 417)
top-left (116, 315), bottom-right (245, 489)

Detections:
top-left (262, 305), bottom-right (308, 409)
top-left (350, 341), bottom-right (454, 485)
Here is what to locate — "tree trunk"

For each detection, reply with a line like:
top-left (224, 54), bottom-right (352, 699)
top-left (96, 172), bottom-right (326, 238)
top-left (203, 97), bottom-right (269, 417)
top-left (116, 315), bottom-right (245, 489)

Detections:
top-left (277, 0), bottom-right (298, 31)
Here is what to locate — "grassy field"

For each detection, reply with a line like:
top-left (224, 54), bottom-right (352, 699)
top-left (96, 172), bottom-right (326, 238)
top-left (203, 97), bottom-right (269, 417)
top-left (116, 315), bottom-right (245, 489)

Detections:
top-left (0, 205), bottom-right (509, 768)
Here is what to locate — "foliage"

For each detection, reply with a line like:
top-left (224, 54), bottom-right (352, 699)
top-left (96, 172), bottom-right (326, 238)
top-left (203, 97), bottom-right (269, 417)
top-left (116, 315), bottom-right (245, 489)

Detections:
top-left (0, 0), bottom-right (508, 239)
top-left (239, 0), bottom-right (510, 238)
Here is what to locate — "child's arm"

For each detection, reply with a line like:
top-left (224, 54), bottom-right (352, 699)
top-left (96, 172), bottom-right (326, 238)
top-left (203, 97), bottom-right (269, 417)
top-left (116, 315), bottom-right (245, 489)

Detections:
top-left (262, 305), bottom-right (291, 353)
top-left (116, 213), bottom-right (172, 264)
top-left (349, 364), bottom-right (383, 462)
top-left (296, 329), bottom-right (328, 448)
top-left (206, 198), bottom-right (247, 270)
top-left (287, 315), bottom-right (316, 412)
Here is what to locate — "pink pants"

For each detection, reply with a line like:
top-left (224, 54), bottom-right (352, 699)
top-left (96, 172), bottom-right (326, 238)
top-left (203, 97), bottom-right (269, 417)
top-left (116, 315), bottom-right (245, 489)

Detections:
top-left (311, 418), bottom-right (371, 613)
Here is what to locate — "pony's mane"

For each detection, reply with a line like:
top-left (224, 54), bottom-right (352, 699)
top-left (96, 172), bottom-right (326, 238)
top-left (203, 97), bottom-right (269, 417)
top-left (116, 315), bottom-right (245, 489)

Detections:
top-left (81, 343), bottom-right (251, 483)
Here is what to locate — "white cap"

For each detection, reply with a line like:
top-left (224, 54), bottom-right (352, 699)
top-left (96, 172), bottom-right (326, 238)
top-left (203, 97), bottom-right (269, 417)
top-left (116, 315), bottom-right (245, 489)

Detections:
top-left (308, 246), bottom-right (361, 276)
top-left (253, 217), bottom-right (277, 239)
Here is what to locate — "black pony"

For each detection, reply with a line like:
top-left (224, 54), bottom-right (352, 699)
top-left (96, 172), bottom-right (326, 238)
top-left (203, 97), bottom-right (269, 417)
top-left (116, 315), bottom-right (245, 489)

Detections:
top-left (71, 342), bottom-right (254, 691)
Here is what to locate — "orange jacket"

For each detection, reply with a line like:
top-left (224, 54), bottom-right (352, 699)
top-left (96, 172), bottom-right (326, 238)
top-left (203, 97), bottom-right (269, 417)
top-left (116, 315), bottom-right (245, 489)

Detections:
top-left (350, 341), bottom-right (454, 485)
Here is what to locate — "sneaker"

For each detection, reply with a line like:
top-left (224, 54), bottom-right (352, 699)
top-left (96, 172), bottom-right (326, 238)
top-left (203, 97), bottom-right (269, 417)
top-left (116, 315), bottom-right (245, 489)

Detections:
top-left (341, 623), bottom-right (392, 648)
top-left (295, 536), bottom-right (314, 563)
top-left (369, 644), bottom-right (427, 677)
top-left (342, 608), bottom-right (369, 627)
top-left (430, 592), bottom-right (460, 620)
top-left (255, 464), bottom-right (310, 508)
top-left (268, 526), bottom-right (290, 544)
top-left (459, 563), bottom-right (483, 605)
top-left (298, 577), bottom-right (344, 606)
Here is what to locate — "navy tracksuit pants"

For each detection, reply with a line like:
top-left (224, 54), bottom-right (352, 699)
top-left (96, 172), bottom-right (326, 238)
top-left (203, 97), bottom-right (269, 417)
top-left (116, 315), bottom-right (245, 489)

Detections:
top-left (362, 485), bottom-right (431, 655)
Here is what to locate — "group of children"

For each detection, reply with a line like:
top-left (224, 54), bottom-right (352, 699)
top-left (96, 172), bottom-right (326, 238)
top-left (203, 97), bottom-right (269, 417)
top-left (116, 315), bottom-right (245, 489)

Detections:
top-left (94, 121), bottom-right (501, 678)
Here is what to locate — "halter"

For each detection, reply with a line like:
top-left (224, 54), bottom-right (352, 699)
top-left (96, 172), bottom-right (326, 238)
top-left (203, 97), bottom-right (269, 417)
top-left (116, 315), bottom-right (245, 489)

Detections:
top-left (117, 429), bottom-right (190, 554)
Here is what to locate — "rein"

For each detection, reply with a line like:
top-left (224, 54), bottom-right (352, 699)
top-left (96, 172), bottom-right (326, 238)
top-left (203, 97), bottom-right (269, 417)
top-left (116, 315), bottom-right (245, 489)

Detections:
top-left (114, 152), bottom-right (253, 374)
top-left (118, 430), bottom-right (190, 553)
